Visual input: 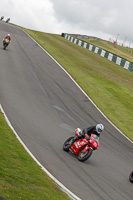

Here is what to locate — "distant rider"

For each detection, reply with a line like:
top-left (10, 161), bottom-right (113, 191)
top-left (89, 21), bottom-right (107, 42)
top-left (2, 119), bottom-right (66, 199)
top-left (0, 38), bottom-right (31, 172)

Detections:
top-left (70, 124), bottom-right (104, 145)
top-left (6, 18), bottom-right (10, 23)
top-left (3, 34), bottom-right (11, 45)
top-left (0, 16), bottom-right (4, 20)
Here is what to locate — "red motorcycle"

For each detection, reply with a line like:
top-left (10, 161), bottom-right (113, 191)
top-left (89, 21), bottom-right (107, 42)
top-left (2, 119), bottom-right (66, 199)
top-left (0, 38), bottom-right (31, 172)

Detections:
top-left (63, 132), bottom-right (99, 162)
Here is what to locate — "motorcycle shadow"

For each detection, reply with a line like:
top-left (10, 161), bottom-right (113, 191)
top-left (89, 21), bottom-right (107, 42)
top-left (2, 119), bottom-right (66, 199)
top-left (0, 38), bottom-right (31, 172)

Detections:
top-left (1, 47), bottom-right (11, 51)
top-left (1, 47), bottom-right (8, 50)
top-left (67, 149), bottom-right (94, 164)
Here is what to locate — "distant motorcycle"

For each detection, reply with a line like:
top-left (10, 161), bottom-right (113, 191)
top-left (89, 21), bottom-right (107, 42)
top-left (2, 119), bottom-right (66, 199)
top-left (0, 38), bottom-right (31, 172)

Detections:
top-left (3, 38), bottom-right (9, 50)
top-left (6, 18), bottom-right (10, 23)
top-left (129, 171), bottom-right (133, 183)
top-left (63, 133), bottom-right (99, 162)
top-left (0, 16), bottom-right (4, 21)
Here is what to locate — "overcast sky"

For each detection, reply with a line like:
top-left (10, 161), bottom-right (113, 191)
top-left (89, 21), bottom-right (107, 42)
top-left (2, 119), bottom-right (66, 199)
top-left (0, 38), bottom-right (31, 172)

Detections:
top-left (1, 0), bottom-right (133, 47)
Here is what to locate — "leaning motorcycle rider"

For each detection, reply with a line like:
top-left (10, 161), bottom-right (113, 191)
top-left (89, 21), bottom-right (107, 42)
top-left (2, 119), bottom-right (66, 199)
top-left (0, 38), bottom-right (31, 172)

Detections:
top-left (70, 124), bottom-right (104, 146)
top-left (3, 34), bottom-right (11, 45)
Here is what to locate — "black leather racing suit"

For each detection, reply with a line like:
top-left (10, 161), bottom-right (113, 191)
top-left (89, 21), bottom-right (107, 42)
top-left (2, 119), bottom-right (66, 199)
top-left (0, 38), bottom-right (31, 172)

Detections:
top-left (82, 126), bottom-right (100, 138)
top-left (71, 126), bottom-right (100, 145)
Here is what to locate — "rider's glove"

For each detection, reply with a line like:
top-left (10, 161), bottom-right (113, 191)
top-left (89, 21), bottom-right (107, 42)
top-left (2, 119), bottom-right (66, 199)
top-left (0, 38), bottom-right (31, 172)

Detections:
top-left (85, 134), bottom-right (91, 140)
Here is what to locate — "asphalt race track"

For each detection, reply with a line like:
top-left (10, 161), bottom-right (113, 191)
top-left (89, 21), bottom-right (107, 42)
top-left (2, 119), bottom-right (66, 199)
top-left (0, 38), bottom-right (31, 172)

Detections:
top-left (0, 22), bottom-right (133, 200)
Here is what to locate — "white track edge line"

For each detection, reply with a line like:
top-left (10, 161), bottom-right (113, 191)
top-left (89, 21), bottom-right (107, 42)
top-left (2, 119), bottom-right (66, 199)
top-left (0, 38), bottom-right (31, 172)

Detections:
top-left (0, 104), bottom-right (81, 200)
top-left (23, 29), bottom-right (133, 144)
top-left (1, 27), bottom-right (132, 200)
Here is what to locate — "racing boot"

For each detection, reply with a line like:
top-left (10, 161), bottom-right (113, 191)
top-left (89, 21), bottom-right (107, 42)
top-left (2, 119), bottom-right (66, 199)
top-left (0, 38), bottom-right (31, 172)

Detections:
top-left (69, 136), bottom-right (79, 146)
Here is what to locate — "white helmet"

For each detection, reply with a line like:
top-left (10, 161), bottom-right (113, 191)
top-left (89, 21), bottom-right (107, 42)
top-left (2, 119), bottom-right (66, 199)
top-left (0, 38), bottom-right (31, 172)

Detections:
top-left (75, 128), bottom-right (82, 136)
top-left (96, 124), bottom-right (104, 134)
top-left (7, 34), bottom-right (10, 37)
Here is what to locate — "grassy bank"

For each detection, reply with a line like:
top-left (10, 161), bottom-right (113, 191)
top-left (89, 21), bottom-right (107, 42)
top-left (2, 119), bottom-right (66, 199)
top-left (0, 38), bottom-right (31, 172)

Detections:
top-left (0, 24), bottom-right (133, 200)
top-left (0, 111), bottom-right (70, 200)
top-left (78, 38), bottom-right (133, 62)
top-left (22, 28), bottom-right (133, 141)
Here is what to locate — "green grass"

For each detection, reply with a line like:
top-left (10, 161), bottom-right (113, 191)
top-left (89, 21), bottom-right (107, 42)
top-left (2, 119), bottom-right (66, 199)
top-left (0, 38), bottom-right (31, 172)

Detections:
top-left (79, 38), bottom-right (133, 62)
top-left (0, 111), bottom-right (70, 200)
top-left (22, 28), bottom-right (133, 141)
top-left (0, 24), bottom-right (133, 199)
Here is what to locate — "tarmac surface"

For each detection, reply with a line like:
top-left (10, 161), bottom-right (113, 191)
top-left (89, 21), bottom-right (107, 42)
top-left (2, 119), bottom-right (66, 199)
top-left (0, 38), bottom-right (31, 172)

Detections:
top-left (0, 21), bottom-right (133, 200)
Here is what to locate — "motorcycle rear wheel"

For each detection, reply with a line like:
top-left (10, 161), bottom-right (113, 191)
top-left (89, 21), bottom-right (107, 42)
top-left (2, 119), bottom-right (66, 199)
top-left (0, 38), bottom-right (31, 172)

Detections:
top-left (129, 171), bottom-right (133, 183)
top-left (78, 148), bottom-right (92, 162)
top-left (63, 136), bottom-right (74, 152)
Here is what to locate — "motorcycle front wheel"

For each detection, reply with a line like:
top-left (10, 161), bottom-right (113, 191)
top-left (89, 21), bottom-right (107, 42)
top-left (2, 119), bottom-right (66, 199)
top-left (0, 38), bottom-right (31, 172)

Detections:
top-left (78, 148), bottom-right (92, 162)
top-left (63, 136), bottom-right (74, 152)
top-left (3, 44), bottom-right (7, 50)
top-left (129, 171), bottom-right (133, 183)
